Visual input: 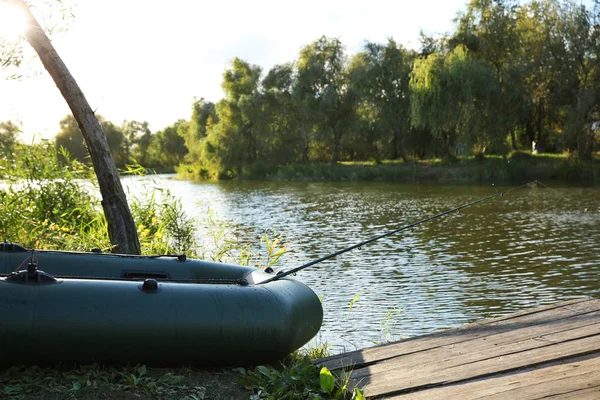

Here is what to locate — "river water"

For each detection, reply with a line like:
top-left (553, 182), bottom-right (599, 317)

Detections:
top-left (122, 175), bottom-right (600, 353)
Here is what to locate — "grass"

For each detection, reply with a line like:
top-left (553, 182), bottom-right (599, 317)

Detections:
top-left (238, 349), bottom-right (365, 400)
top-left (0, 364), bottom-right (248, 400)
top-left (0, 348), bottom-right (364, 400)
top-left (179, 152), bottom-right (600, 184)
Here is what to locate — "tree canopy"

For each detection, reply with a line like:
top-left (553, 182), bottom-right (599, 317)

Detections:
top-left (5, 0), bottom-right (600, 182)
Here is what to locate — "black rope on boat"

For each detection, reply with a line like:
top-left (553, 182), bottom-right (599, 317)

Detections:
top-left (258, 181), bottom-right (540, 285)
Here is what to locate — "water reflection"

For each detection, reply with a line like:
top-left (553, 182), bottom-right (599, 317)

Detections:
top-left (122, 176), bottom-right (600, 353)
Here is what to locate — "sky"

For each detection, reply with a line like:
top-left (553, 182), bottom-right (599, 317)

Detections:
top-left (0, 0), bottom-right (467, 142)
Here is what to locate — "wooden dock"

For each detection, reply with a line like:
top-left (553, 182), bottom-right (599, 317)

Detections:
top-left (317, 298), bottom-right (600, 399)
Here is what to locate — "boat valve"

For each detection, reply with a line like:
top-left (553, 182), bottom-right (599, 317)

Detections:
top-left (5, 264), bottom-right (59, 285)
top-left (27, 261), bottom-right (37, 279)
top-left (139, 278), bottom-right (160, 293)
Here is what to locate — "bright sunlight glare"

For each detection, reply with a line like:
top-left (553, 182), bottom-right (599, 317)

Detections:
top-left (0, 2), bottom-right (27, 40)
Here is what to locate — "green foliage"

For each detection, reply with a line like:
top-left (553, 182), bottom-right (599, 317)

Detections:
top-left (238, 356), bottom-right (364, 400)
top-left (260, 229), bottom-right (289, 269)
top-left (0, 144), bottom-right (199, 253)
top-left (144, 120), bottom-right (189, 168)
top-left (52, 114), bottom-right (188, 171)
top-left (319, 367), bottom-right (335, 394)
top-left (508, 150), bottom-right (534, 161)
top-left (377, 307), bottom-right (403, 344)
top-left (0, 142), bottom-right (108, 251)
top-left (121, 120), bottom-right (152, 165)
top-left (348, 39), bottom-right (415, 161)
top-left (0, 120), bottom-right (20, 156)
top-left (181, 98), bottom-right (218, 164)
top-left (196, 58), bottom-right (263, 178)
top-left (297, 36), bottom-right (356, 164)
top-left (54, 115), bottom-right (132, 168)
top-left (170, 1), bottom-right (600, 178)
top-left (130, 187), bottom-right (198, 256)
top-left (410, 45), bottom-right (502, 155)
top-left (0, 363), bottom-right (208, 400)
top-left (55, 114), bottom-right (89, 163)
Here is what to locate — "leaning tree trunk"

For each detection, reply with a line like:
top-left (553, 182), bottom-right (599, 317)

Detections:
top-left (13, 0), bottom-right (141, 254)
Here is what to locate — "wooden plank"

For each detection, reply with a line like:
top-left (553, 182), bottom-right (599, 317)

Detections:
top-left (478, 298), bottom-right (591, 325)
top-left (543, 385), bottom-right (600, 399)
top-left (483, 371), bottom-right (600, 400)
top-left (318, 298), bottom-right (597, 371)
top-left (356, 327), bottom-right (600, 397)
top-left (389, 355), bottom-right (600, 399)
top-left (349, 313), bottom-right (600, 382)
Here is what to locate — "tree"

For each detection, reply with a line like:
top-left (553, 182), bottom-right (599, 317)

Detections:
top-left (296, 36), bottom-right (356, 163)
top-left (349, 39), bottom-right (414, 161)
top-left (201, 58), bottom-right (262, 176)
top-left (410, 45), bottom-right (502, 155)
top-left (0, 120), bottom-right (20, 156)
top-left (55, 115), bottom-right (88, 162)
top-left (544, 0), bottom-right (600, 158)
top-left (56, 115), bottom-right (127, 168)
top-left (261, 63), bottom-right (303, 163)
top-left (180, 98), bottom-right (217, 163)
top-left (102, 120), bottom-right (125, 167)
top-left (121, 120), bottom-right (151, 165)
top-left (10, 0), bottom-right (140, 254)
top-left (145, 120), bottom-right (189, 168)
top-left (451, 0), bottom-right (525, 151)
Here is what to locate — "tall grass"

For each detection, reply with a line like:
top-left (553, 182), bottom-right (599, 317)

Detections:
top-left (0, 144), bottom-right (204, 255)
top-left (0, 143), bottom-right (108, 251)
top-left (0, 143), bottom-right (291, 267)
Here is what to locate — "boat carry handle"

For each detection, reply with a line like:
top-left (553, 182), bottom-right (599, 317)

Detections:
top-left (122, 271), bottom-right (170, 280)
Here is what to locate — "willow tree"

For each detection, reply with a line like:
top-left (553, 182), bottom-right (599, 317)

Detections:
top-left (410, 45), bottom-right (502, 155)
top-left (261, 63), bottom-right (303, 163)
top-left (349, 39), bottom-right (414, 161)
top-left (545, 0), bottom-right (600, 159)
top-left (451, 0), bottom-right (526, 151)
top-left (296, 36), bottom-right (356, 164)
top-left (7, 0), bottom-right (140, 254)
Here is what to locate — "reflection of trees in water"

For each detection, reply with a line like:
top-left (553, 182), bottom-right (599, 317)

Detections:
top-left (407, 187), bottom-right (600, 319)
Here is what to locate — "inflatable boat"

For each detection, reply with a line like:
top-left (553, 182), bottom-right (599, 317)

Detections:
top-left (0, 242), bottom-right (323, 366)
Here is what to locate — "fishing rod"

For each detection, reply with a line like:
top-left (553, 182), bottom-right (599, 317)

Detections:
top-left (258, 180), bottom-right (539, 285)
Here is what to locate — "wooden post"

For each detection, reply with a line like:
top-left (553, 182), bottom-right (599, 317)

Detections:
top-left (12, 0), bottom-right (141, 254)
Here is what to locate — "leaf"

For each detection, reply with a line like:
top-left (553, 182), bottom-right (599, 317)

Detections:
top-left (349, 293), bottom-right (360, 310)
top-left (272, 248), bottom-right (286, 258)
top-left (353, 388), bottom-right (366, 400)
top-left (319, 367), bottom-right (335, 394)
top-left (137, 365), bottom-right (147, 377)
top-left (71, 382), bottom-right (81, 391)
top-left (256, 365), bottom-right (272, 378)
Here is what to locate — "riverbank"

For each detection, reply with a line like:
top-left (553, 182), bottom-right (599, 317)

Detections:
top-left (177, 152), bottom-right (600, 184)
top-left (1, 348), bottom-right (358, 400)
top-left (0, 365), bottom-right (248, 400)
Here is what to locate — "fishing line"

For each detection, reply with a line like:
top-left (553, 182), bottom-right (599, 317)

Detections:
top-left (259, 180), bottom-right (541, 284)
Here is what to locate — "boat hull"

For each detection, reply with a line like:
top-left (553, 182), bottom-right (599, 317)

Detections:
top-left (0, 244), bottom-right (323, 366)
top-left (0, 245), bottom-right (254, 281)
top-left (0, 276), bottom-right (322, 366)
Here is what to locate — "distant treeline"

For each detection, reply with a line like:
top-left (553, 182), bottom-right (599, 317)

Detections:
top-left (180, 0), bottom-right (600, 179)
top-left (2, 0), bottom-right (599, 179)
top-left (0, 116), bottom-right (187, 171)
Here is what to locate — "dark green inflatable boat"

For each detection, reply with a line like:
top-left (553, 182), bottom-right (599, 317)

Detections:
top-left (0, 242), bottom-right (323, 366)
